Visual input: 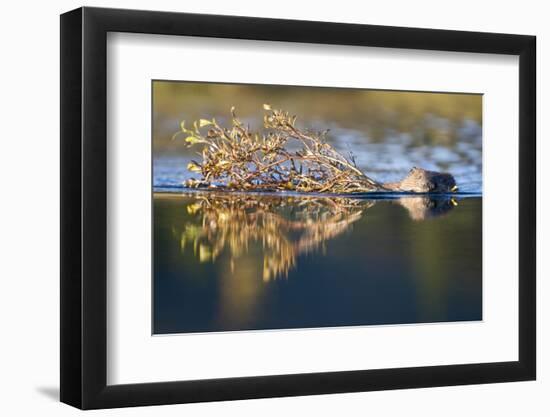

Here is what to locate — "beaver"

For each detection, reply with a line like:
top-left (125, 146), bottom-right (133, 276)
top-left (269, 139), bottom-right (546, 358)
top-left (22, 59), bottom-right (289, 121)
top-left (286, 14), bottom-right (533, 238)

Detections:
top-left (381, 167), bottom-right (458, 193)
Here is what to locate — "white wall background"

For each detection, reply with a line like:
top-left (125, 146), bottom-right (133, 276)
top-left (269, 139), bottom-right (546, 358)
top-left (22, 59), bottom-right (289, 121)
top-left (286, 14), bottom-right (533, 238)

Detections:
top-left (0, 0), bottom-right (545, 415)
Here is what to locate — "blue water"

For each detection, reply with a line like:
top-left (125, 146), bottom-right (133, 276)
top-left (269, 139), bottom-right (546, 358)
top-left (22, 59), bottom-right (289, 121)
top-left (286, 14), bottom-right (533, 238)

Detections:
top-left (153, 122), bottom-right (482, 194)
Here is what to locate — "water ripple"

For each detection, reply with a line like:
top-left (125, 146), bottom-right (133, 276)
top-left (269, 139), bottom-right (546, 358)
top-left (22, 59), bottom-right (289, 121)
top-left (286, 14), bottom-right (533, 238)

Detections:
top-left (154, 124), bottom-right (482, 194)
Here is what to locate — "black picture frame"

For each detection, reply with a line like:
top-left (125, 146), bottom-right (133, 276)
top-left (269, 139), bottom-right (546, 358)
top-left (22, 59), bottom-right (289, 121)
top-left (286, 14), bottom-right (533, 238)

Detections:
top-left (60, 6), bottom-right (536, 410)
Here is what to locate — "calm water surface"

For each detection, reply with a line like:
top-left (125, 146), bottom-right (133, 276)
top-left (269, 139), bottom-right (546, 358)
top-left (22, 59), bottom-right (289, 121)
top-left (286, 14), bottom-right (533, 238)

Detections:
top-left (153, 192), bottom-right (482, 334)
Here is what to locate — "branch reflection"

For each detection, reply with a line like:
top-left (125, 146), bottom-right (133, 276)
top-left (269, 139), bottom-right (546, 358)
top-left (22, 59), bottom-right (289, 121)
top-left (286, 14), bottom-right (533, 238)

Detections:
top-left (175, 192), bottom-right (458, 281)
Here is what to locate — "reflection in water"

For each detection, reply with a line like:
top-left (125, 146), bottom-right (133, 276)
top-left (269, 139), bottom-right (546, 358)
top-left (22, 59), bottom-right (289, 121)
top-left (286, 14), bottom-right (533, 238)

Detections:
top-left (396, 196), bottom-right (457, 221)
top-left (176, 192), bottom-right (457, 281)
top-left (154, 192), bottom-right (481, 334)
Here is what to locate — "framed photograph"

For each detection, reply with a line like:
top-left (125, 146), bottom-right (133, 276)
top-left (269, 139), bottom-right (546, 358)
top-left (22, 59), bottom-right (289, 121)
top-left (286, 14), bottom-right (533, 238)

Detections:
top-left (60, 6), bottom-right (536, 409)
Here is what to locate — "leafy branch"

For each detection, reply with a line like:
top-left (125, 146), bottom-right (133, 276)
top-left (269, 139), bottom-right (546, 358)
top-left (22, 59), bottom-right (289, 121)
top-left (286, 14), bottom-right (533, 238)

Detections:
top-left (173, 105), bottom-right (382, 193)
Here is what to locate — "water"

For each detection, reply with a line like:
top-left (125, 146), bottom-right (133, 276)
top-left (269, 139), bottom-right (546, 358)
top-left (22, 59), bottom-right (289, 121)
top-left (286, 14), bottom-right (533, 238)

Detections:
top-left (153, 122), bottom-right (482, 194)
top-left (153, 192), bottom-right (482, 334)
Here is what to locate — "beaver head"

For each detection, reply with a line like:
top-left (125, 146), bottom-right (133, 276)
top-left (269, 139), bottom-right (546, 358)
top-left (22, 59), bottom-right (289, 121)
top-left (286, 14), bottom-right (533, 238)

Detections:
top-left (395, 167), bottom-right (458, 193)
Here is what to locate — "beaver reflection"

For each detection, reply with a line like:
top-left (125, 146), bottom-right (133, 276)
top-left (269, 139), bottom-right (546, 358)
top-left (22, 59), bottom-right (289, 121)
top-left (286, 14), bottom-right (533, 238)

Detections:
top-left (396, 196), bottom-right (457, 221)
top-left (177, 192), bottom-right (457, 280)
